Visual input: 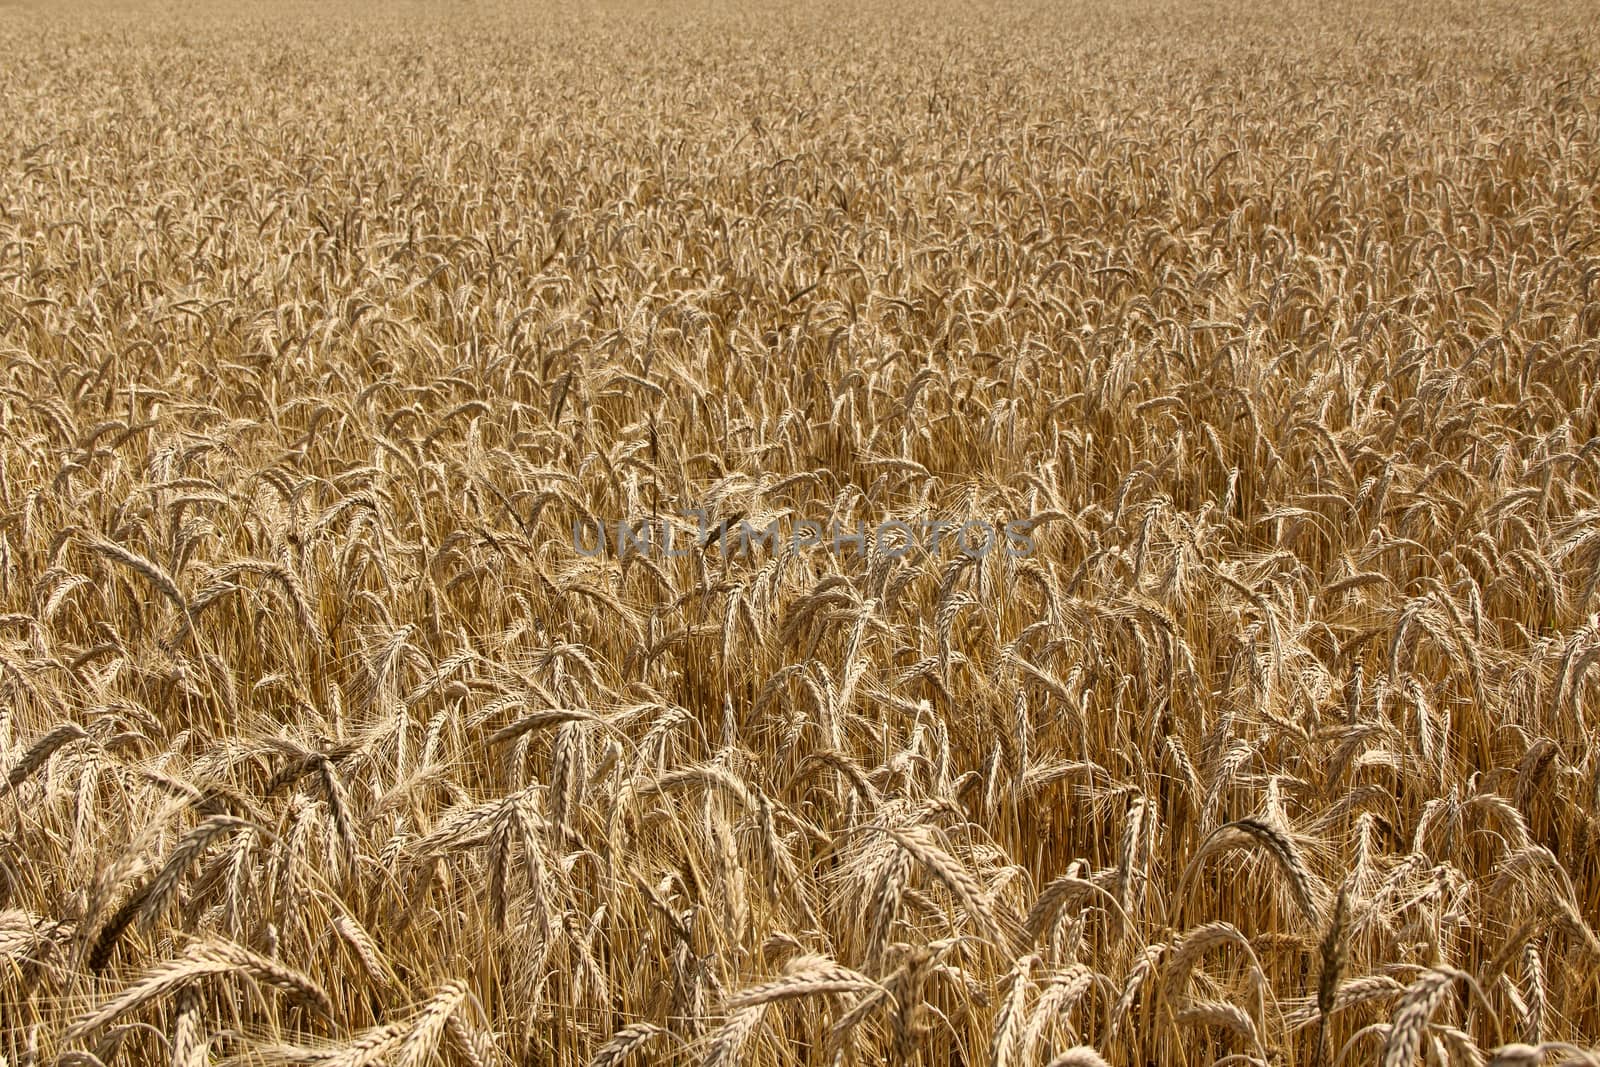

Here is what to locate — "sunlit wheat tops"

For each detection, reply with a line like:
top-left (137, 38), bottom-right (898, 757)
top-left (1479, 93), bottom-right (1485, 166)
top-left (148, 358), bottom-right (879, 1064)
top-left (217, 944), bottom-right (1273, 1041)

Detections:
top-left (2, 0), bottom-right (1600, 1063)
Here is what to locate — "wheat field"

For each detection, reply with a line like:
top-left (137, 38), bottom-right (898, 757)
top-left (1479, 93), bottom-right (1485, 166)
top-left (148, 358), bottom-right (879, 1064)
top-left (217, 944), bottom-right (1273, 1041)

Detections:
top-left (3, 0), bottom-right (1600, 1064)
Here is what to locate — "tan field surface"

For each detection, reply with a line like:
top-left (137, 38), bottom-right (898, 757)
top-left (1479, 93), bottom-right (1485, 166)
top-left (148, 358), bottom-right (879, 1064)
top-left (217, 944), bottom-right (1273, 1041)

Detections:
top-left (3, 0), bottom-right (1600, 1063)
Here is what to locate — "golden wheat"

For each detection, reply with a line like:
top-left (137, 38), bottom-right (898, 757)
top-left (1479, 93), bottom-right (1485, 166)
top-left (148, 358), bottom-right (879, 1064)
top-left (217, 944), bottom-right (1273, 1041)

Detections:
top-left (2, 0), bottom-right (1599, 1063)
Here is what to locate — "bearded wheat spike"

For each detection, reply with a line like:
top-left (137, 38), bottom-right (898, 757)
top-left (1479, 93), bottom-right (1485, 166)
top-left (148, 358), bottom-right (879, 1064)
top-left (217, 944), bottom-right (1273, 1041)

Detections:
top-left (991, 953), bottom-right (1035, 1067)
top-left (4, 723), bottom-right (88, 790)
top-left (332, 913), bottom-right (393, 989)
top-left (394, 980), bottom-right (470, 1067)
top-left (881, 825), bottom-right (1011, 949)
top-left (85, 534), bottom-right (189, 614)
top-left (1179, 819), bottom-right (1329, 928)
top-left (1176, 998), bottom-right (1261, 1043)
top-left (724, 955), bottom-right (877, 1010)
top-left (67, 940), bottom-right (329, 1042)
top-left (171, 990), bottom-right (205, 1067)
top-left (590, 1023), bottom-right (668, 1067)
top-left (138, 815), bottom-right (256, 930)
top-left (1020, 965), bottom-right (1095, 1062)
top-left (259, 1023), bottom-right (408, 1066)
top-left (1383, 968), bottom-right (1470, 1067)
top-left (703, 1004), bottom-right (765, 1067)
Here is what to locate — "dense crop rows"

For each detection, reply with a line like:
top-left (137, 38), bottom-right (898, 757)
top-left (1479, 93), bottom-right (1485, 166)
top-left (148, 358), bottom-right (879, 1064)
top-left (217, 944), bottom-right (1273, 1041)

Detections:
top-left (3, 1), bottom-right (1600, 1064)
